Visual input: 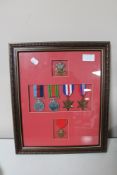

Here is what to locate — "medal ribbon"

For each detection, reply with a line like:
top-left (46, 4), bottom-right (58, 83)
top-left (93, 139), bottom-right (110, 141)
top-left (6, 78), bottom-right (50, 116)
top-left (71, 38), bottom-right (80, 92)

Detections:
top-left (33, 84), bottom-right (44, 98)
top-left (63, 84), bottom-right (74, 96)
top-left (56, 119), bottom-right (68, 129)
top-left (48, 85), bottom-right (59, 98)
top-left (80, 84), bottom-right (86, 96)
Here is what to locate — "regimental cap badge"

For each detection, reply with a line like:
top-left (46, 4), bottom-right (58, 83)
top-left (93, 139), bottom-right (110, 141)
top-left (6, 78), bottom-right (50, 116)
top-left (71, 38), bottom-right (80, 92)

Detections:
top-left (56, 62), bottom-right (65, 75)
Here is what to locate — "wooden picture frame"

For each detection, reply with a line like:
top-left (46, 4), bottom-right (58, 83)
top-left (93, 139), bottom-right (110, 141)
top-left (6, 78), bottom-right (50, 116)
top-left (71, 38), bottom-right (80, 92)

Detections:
top-left (9, 42), bottom-right (110, 154)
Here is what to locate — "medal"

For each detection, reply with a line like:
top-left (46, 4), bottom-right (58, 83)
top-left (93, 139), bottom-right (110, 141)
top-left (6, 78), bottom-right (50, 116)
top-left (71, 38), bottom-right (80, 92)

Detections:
top-left (49, 99), bottom-right (59, 112)
top-left (48, 85), bottom-right (59, 111)
top-left (63, 84), bottom-right (74, 111)
top-left (56, 119), bottom-right (68, 138)
top-left (57, 129), bottom-right (65, 138)
top-left (33, 84), bottom-right (44, 112)
top-left (77, 84), bottom-right (88, 110)
top-left (34, 99), bottom-right (44, 111)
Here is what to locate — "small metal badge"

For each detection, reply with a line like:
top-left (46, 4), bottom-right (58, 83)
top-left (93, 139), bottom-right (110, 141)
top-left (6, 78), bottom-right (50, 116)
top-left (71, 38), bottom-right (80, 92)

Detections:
top-left (77, 97), bottom-right (88, 110)
top-left (49, 99), bottom-right (59, 111)
top-left (57, 129), bottom-right (65, 138)
top-left (63, 99), bottom-right (74, 111)
top-left (34, 99), bottom-right (44, 112)
top-left (55, 62), bottom-right (65, 75)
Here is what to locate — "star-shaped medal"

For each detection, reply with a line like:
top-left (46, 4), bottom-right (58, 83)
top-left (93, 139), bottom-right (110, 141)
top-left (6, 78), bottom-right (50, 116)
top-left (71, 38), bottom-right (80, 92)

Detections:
top-left (63, 99), bottom-right (74, 111)
top-left (77, 97), bottom-right (88, 110)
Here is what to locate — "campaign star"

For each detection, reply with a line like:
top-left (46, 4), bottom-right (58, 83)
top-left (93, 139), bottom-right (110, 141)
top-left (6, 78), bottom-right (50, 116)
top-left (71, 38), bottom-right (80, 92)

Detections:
top-left (63, 99), bottom-right (74, 111)
top-left (77, 97), bottom-right (88, 110)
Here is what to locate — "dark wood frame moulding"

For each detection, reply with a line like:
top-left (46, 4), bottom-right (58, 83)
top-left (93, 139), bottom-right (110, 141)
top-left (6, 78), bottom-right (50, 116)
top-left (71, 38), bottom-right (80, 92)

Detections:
top-left (9, 41), bottom-right (110, 154)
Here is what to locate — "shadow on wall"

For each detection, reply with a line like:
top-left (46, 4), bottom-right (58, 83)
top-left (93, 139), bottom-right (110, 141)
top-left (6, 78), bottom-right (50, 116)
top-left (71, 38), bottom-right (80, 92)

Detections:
top-left (108, 102), bottom-right (117, 138)
top-left (0, 167), bottom-right (3, 175)
top-left (108, 105), bottom-right (113, 137)
top-left (109, 126), bottom-right (117, 138)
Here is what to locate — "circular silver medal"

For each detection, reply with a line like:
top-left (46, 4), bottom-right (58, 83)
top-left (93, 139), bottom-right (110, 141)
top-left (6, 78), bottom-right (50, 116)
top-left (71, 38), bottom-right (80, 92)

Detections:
top-left (49, 99), bottom-right (59, 111)
top-left (34, 99), bottom-right (44, 112)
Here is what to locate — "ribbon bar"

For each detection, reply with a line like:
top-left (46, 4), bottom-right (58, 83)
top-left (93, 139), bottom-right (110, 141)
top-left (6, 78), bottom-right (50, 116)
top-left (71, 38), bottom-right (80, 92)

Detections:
top-left (33, 85), bottom-right (44, 98)
top-left (63, 84), bottom-right (74, 96)
top-left (80, 84), bottom-right (86, 96)
top-left (48, 85), bottom-right (59, 98)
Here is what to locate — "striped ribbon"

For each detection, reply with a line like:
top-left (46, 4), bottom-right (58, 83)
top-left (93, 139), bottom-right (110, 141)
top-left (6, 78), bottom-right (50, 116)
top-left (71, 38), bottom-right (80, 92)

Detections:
top-left (80, 84), bottom-right (86, 96)
top-left (48, 85), bottom-right (59, 98)
top-left (33, 84), bottom-right (44, 98)
top-left (63, 84), bottom-right (74, 96)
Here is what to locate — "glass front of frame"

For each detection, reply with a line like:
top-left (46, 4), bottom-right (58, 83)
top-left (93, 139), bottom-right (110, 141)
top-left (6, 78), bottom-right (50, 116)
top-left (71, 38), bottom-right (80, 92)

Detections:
top-left (10, 42), bottom-right (110, 153)
top-left (19, 51), bottom-right (101, 146)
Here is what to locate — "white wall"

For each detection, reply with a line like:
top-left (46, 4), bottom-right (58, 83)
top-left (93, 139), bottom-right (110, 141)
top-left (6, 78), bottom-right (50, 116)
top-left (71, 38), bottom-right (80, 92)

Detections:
top-left (0, 0), bottom-right (117, 138)
top-left (0, 139), bottom-right (117, 175)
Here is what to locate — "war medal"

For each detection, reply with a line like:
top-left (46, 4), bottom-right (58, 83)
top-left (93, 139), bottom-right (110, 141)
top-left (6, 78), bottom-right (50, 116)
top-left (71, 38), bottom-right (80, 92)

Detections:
top-left (55, 62), bottom-right (66, 76)
top-left (33, 84), bottom-right (44, 112)
top-left (77, 84), bottom-right (88, 110)
top-left (63, 84), bottom-right (74, 111)
top-left (48, 85), bottom-right (59, 111)
top-left (56, 119), bottom-right (68, 138)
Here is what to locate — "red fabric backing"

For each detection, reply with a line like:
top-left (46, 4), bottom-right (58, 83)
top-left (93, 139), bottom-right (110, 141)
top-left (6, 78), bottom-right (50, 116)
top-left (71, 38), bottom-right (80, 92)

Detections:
top-left (18, 51), bottom-right (101, 146)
